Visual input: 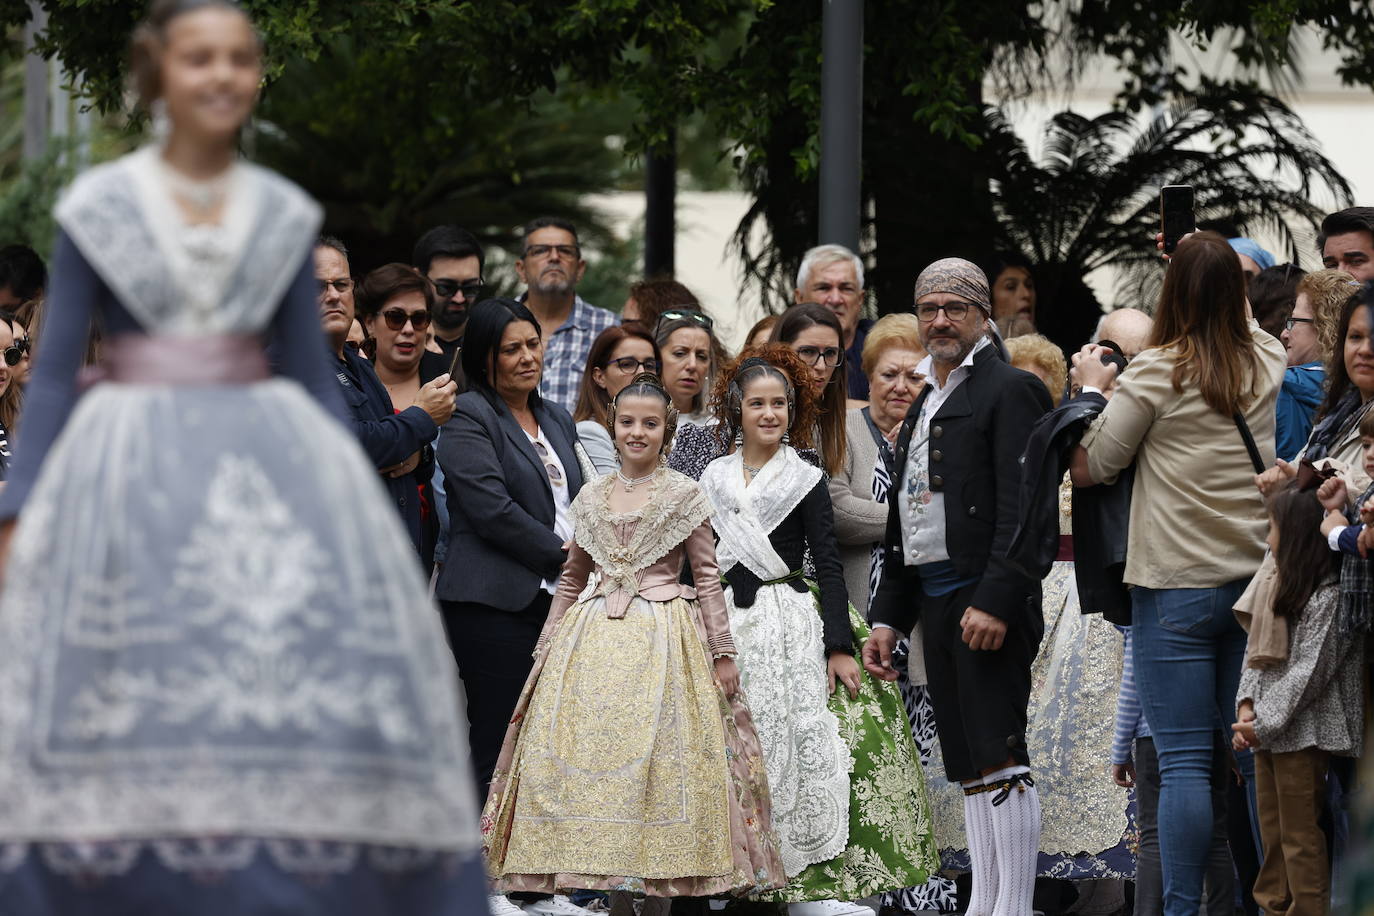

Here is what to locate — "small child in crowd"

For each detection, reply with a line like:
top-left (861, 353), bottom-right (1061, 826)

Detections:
top-left (1232, 479), bottom-right (1366, 916)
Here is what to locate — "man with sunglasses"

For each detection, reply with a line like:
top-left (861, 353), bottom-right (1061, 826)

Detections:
top-left (865, 258), bottom-right (1051, 916)
top-left (514, 216), bottom-right (617, 413)
top-left (413, 224), bottom-right (485, 388)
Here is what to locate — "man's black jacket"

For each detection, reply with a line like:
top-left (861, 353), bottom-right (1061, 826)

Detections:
top-left (870, 344), bottom-right (1051, 633)
top-left (1007, 391), bottom-right (1133, 625)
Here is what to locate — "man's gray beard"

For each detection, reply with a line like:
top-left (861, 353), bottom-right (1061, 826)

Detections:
top-left (927, 336), bottom-right (976, 368)
top-left (532, 275), bottom-right (573, 296)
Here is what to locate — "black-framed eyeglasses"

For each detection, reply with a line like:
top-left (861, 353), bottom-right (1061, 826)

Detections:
top-left (655, 308), bottom-right (714, 338)
top-left (606, 356), bottom-right (661, 374)
top-left (433, 278), bottom-right (485, 300)
top-left (317, 277), bottom-right (354, 294)
top-left (914, 301), bottom-right (976, 322)
top-left (795, 345), bottom-right (844, 368)
top-left (380, 308), bottom-right (432, 332)
top-left (531, 438), bottom-right (565, 487)
top-left (1284, 317), bottom-right (1315, 331)
top-left (523, 244), bottom-right (580, 260)
top-left (3, 338), bottom-right (29, 367)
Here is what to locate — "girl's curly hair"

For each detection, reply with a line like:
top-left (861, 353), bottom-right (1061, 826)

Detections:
top-left (710, 344), bottom-right (819, 453)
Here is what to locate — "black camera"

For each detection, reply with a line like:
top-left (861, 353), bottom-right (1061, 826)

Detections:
top-left (1095, 338), bottom-right (1129, 379)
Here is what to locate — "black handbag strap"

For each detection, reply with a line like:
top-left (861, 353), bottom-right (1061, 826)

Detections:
top-left (1233, 412), bottom-right (1266, 475)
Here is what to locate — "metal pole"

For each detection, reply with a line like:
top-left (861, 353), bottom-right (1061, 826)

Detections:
top-left (643, 127), bottom-right (677, 278)
top-left (22, 2), bottom-right (49, 162)
top-left (818, 0), bottom-right (863, 252)
top-left (50, 56), bottom-right (69, 167)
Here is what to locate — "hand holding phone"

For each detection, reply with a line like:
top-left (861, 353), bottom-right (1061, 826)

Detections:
top-left (1160, 185), bottom-right (1195, 255)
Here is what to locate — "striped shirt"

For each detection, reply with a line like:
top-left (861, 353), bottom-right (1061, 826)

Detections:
top-left (1110, 626), bottom-right (1151, 765)
top-left (536, 295), bottom-right (619, 414)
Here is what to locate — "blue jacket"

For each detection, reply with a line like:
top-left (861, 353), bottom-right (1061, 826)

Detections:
top-left (335, 348), bottom-right (437, 556)
top-left (1275, 362), bottom-right (1325, 463)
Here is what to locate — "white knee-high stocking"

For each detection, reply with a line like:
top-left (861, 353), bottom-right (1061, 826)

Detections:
top-left (985, 765), bottom-right (1040, 916)
top-left (963, 778), bottom-right (999, 916)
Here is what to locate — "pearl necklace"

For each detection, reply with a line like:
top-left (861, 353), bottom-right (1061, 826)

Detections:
top-left (616, 467), bottom-right (657, 492)
top-left (159, 158), bottom-right (234, 219)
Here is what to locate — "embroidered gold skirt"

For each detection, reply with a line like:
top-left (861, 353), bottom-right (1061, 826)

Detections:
top-left (483, 595), bottom-right (784, 897)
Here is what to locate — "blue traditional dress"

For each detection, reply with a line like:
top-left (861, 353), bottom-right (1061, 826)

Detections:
top-left (0, 147), bottom-right (485, 914)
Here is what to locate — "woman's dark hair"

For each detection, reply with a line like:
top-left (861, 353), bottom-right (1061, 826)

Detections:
top-left (625, 278), bottom-right (699, 333)
top-left (1267, 481), bottom-right (1336, 620)
top-left (981, 251), bottom-right (1034, 287)
top-left (1248, 263), bottom-right (1305, 340)
top-left (130, 0), bottom-right (258, 108)
top-left (572, 324), bottom-right (661, 426)
top-left (768, 301), bottom-right (848, 475)
top-left (1315, 281), bottom-right (1374, 422)
top-left (1149, 231), bottom-right (1260, 416)
top-left (461, 298), bottom-right (544, 407)
top-left (355, 263), bottom-right (436, 318)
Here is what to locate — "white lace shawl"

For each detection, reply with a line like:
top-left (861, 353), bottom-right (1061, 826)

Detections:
top-left (699, 446), bottom-right (822, 581)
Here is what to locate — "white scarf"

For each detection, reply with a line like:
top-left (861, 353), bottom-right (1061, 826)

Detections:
top-left (699, 445), bottom-right (821, 581)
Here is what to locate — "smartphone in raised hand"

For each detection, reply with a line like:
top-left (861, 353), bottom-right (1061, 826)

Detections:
top-left (1160, 184), bottom-right (1195, 255)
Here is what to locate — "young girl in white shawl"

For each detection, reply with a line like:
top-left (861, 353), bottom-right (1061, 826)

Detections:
top-left (698, 346), bottom-right (938, 916)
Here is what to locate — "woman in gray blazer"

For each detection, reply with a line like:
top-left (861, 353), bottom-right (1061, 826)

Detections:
top-left (436, 298), bottom-right (584, 797)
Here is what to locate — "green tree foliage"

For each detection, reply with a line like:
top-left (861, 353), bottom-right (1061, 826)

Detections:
top-left (250, 35), bottom-right (629, 273)
top-left (5, 0), bottom-right (1373, 337)
top-left (705, 0), bottom-right (1374, 321)
top-left (986, 82), bottom-right (1353, 349)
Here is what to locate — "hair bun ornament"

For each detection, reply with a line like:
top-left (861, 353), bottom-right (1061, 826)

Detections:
top-left (629, 371), bottom-right (666, 389)
top-left (736, 356), bottom-right (773, 373)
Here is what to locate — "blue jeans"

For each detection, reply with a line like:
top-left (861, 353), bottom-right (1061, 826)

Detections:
top-left (1132, 579), bottom-right (1249, 916)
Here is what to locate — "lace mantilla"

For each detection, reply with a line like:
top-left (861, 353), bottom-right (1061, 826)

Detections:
top-left (54, 146), bottom-right (321, 335)
top-left (571, 469), bottom-right (712, 598)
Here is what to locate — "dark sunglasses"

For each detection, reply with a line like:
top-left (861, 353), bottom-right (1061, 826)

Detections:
top-left (380, 308), bottom-right (431, 332)
top-left (655, 308), bottom-right (714, 337)
top-left (4, 338), bottom-right (29, 367)
top-left (344, 339), bottom-right (377, 360)
top-left (433, 278), bottom-right (485, 300)
top-left (607, 356), bottom-right (661, 374)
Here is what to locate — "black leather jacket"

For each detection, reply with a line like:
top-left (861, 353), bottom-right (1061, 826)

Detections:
top-left (1009, 392), bottom-right (1133, 625)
